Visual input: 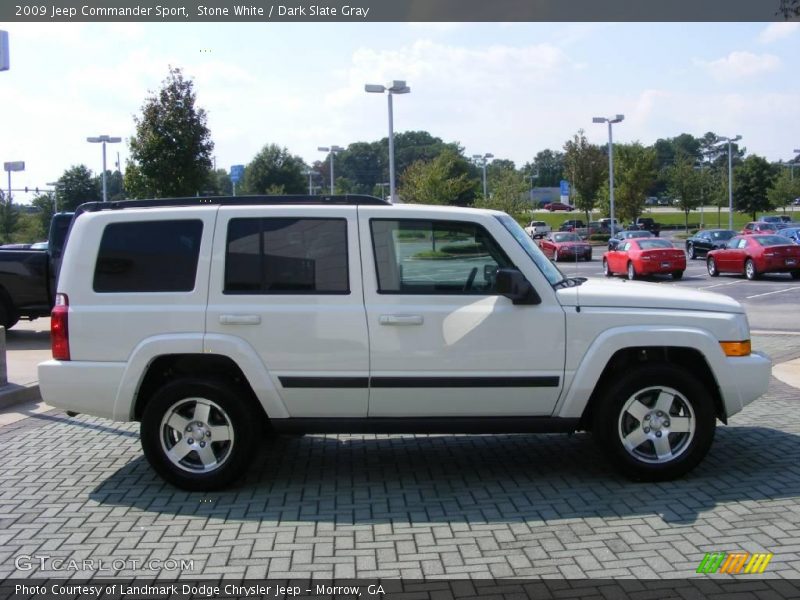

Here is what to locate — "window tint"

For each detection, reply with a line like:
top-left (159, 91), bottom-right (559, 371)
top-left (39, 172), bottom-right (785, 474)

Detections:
top-left (371, 219), bottom-right (514, 294)
top-left (94, 220), bottom-right (203, 293)
top-left (638, 239), bottom-right (673, 250)
top-left (225, 218), bottom-right (348, 294)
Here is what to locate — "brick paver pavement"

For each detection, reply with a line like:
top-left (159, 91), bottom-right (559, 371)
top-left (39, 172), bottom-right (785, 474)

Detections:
top-left (1, 334), bottom-right (799, 580)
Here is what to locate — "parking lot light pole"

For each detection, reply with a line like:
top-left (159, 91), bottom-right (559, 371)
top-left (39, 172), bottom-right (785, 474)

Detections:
top-left (87, 135), bottom-right (121, 202)
top-left (317, 146), bottom-right (343, 194)
top-left (46, 181), bottom-right (61, 213)
top-left (3, 161), bottom-right (24, 204)
top-left (717, 135), bottom-right (742, 230)
top-left (793, 149), bottom-right (800, 181)
top-left (593, 115), bottom-right (624, 234)
top-left (472, 153), bottom-right (494, 198)
top-left (365, 80), bottom-right (411, 204)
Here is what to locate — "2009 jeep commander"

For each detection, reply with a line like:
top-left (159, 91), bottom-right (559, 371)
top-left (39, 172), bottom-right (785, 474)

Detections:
top-left (39, 195), bottom-right (771, 490)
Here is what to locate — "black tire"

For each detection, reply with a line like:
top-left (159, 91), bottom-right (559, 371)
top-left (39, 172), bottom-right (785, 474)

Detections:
top-left (592, 365), bottom-right (716, 481)
top-left (792, 271), bottom-right (800, 280)
top-left (140, 378), bottom-right (262, 491)
top-left (707, 257), bottom-right (719, 277)
top-left (687, 243), bottom-right (696, 260)
top-left (603, 258), bottom-right (612, 277)
top-left (672, 270), bottom-right (684, 280)
top-left (744, 258), bottom-right (758, 280)
top-left (627, 261), bottom-right (637, 280)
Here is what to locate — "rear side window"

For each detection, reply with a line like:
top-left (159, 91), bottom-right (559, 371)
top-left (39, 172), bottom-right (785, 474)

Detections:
top-left (225, 218), bottom-right (349, 294)
top-left (94, 220), bottom-right (203, 293)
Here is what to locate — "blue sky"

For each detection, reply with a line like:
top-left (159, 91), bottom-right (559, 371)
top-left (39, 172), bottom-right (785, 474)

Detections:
top-left (0, 21), bottom-right (798, 201)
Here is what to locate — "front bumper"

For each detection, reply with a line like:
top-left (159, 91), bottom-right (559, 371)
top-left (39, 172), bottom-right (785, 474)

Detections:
top-left (719, 351), bottom-right (771, 418)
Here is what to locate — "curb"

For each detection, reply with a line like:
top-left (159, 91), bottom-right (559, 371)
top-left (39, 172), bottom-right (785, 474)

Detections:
top-left (0, 384), bottom-right (41, 410)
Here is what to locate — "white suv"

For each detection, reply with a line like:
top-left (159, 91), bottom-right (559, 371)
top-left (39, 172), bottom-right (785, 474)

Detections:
top-left (40, 196), bottom-right (771, 490)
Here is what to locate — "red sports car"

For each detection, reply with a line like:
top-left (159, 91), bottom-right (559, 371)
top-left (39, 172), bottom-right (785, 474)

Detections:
top-left (543, 202), bottom-right (575, 212)
top-left (706, 234), bottom-right (800, 280)
top-left (603, 238), bottom-right (686, 280)
top-left (538, 232), bottom-right (592, 261)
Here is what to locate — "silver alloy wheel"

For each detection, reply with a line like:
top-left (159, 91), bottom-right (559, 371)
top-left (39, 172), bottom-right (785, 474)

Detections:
top-left (159, 397), bottom-right (235, 473)
top-left (688, 243), bottom-right (696, 260)
top-left (745, 259), bottom-right (756, 280)
top-left (617, 385), bottom-right (696, 464)
top-left (627, 262), bottom-right (635, 280)
top-left (603, 259), bottom-right (611, 276)
top-left (707, 258), bottom-right (717, 276)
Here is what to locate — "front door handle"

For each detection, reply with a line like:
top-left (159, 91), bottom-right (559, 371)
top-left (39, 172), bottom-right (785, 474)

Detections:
top-left (379, 315), bottom-right (424, 326)
top-left (219, 314), bottom-right (261, 325)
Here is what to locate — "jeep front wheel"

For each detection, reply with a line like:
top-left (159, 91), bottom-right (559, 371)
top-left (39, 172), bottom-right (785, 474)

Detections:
top-left (593, 365), bottom-right (715, 481)
top-left (140, 378), bottom-right (261, 491)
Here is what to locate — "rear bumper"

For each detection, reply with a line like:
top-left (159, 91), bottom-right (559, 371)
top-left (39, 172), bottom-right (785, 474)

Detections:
top-left (38, 360), bottom-right (126, 421)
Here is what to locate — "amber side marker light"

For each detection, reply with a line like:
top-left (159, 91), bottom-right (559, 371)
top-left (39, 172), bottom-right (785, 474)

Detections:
top-left (720, 340), bottom-right (751, 357)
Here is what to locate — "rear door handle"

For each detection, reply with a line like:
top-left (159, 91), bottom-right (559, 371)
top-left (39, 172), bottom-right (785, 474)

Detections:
top-left (379, 315), bottom-right (424, 326)
top-left (219, 314), bottom-right (261, 325)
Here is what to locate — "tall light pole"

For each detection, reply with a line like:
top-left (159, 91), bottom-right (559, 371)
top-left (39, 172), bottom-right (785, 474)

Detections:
top-left (472, 153), bottom-right (494, 198)
top-left (3, 161), bottom-right (24, 204)
top-left (87, 135), bottom-right (121, 202)
top-left (318, 145), bottom-right (343, 194)
top-left (365, 80), bottom-right (411, 204)
top-left (46, 181), bottom-right (61, 213)
top-left (717, 135), bottom-right (742, 230)
top-left (593, 115), bottom-right (624, 233)
top-left (304, 169), bottom-right (316, 195)
top-left (792, 149), bottom-right (800, 181)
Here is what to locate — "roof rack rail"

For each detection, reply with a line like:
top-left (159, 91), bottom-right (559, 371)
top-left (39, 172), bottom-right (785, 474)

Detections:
top-left (76, 194), bottom-right (390, 214)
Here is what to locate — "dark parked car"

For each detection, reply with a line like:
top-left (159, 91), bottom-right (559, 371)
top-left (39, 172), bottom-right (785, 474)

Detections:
top-left (685, 229), bottom-right (736, 259)
top-left (628, 217), bottom-right (661, 236)
top-left (779, 227), bottom-right (800, 244)
top-left (558, 219), bottom-right (585, 232)
top-left (607, 230), bottom-right (653, 251)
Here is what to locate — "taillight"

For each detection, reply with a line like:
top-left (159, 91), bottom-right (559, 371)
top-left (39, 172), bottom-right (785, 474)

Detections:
top-left (51, 293), bottom-right (70, 361)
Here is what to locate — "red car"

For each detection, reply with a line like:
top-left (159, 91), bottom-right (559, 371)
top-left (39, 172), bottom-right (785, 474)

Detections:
top-left (538, 232), bottom-right (592, 261)
top-left (741, 222), bottom-right (784, 235)
top-left (603, 238), bottom-right (686, 280)
top-left (543, 202), bottom-right (575, 212)
top-left (707, 234), bottom-right (800, 280)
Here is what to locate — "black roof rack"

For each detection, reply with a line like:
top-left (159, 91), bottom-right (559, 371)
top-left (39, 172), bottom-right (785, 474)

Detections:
top-left (76, 194), bottom-right (390, 215)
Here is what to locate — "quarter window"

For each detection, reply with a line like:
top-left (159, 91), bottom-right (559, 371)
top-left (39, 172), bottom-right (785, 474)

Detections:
top-left (93, 220), bottom-right (203, 293)
top-left (225, 218), bottom-right (348, 294)
top-left (370, 219), bottom-right (513, 294)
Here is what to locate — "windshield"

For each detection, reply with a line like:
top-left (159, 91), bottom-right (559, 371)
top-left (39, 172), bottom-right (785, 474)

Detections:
top-left (495, 214), bottom-right (564, 285)
top-left (711, 230), bottom-right (735, 240)
top-left (553, 233), bottom-right (581, 242)
top-left (754, 235), bottom-right (794, 247)
top-left (638, 239), bottom-right (674, 250)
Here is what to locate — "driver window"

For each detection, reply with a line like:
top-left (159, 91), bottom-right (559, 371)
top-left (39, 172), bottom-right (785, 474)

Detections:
top-left (370, 219), bottom-right (514, 294)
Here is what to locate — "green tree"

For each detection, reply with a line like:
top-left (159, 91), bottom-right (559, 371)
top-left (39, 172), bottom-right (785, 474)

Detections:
top-left (127, 66), bottom-right (215, 198)
top-left (666, 152), bottom-right (704, 231)
top-left (0, 202), bottom-right (19, 244)
top-left (598, 143), bottom-right (657, 223)
top-left (734, 155), bottom-right (777, 220)
top-left (398, 149), bottom-right (478, 205)
top-left (31, 193), bottom-right (55, 237)
top-left (524, 150), bottom-right (564, 187)
top-left (768, 169), bottom-right (800, 213)
top-left (243, 144), bottom-right (307, 194)
top-left (477, 169), bottom-right (529, 222)
top-left (56, 165), bottom-right (101, 211)
top-left (563, 130), bottom-right (607, 224)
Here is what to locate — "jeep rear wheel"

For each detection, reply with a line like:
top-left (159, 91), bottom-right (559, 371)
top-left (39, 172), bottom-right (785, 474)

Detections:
top-left (140, 378), bottom-right (261, 490)
top-left (593, 365), bottom-right (715, 481)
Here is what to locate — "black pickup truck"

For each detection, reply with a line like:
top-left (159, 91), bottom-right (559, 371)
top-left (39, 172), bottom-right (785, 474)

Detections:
top-left (629, 217), bottom-right (661, 237)
top-left (0, 213), bottom-right (73, 329)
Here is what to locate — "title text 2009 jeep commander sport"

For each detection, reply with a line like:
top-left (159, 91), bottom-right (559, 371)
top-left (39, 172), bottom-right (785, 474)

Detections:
top-left (39, 195), bottom-right (771, 490)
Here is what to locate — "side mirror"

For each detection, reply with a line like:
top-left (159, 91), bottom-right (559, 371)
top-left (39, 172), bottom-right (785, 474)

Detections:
top-left (495, 269), bottom-right (541, 305)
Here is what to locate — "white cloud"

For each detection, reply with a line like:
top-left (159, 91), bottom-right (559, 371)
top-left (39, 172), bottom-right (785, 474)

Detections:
top-left (695, 51), bottom-right (781, 81)
top-left (758, 22), bottom-right (800, 44)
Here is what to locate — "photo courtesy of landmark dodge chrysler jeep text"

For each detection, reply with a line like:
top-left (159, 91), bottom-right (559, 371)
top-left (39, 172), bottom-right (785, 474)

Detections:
top-left (39, 195), bottom-right (771, 490)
